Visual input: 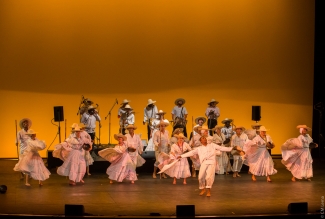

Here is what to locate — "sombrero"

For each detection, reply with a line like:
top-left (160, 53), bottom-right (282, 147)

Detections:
top-left (114, 133), bottom-right (127, 141)
top-left (221, 118), bottom-right (233, 124)
top-left (156, 110), bottom-right (166, 115)
top-left (19, 118), bottom-right (32, 129)
top-left (234, 126), bottom-right (246, 131)
top-left (156, 120), bottom-right (170, 128)
top-left (194, 125), bottom-right (209, 134)
top-left (120, 99), bottom-right (130, 105)
top-left (25, 129), bottom-right (37, 135)
top-left (126, 124), bottom-right (137, 130)
top-left (211, 125), bottom-right (224, 132)
top-left (174, 133), bottom-right (186, 139)
top-left (173, 127), bottom-right (184, 135)
top-left (208, 99), bottom-right (219, 105)
top-left (296, 125), bottom-right (312, 132)
top-left (174, 98), bottom-right (185, 105)
top-left (195, 116), bottom-right (206, 124)
top-left (147, 99), bottom-right (156, 106)
top-left (257, 126), bottom-right (269, 132)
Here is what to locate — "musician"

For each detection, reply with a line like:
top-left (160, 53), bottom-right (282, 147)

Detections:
top-left (79, 98), bottom-right (94, 119)
top-left (143, 99), bottom-right (158, 141)
top-left (281, 125), bottom-right (318, 182)
top-left (152, 120), bottom-right (170, 179)
top-left (243, 126), bottom-right (277, 182)
top-left (212, 125), bottom-right (231, 175)
top-left (118, 99), bottom-right (130, 120)
top-left (221, 118), bottom-right (235, 146)
top-left (81, 105), bottom-right (101, 148)
top-left (230, 126), bottom-right (248, 178)
top-left (145, 110), bottom-right (166, 151)
top-left (192, 116), bottom-right (206, 137)
top-left (171, 98), bottom-right (188, 137)
top-left (119, 104), bottom-right (135, 135)
top-left (205, 99), bottom-right (220, 135)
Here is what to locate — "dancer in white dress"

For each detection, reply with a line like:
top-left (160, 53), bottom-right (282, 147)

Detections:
top-left (244, 126), bottom-right (277, 182)
top-left (13, 129), bottom-right (50, 186)
top-left (178, 136), bottom-right (242, 197)
top-left (99, 133), bottom-right (137, 184)
top-left (212, 125), bottom-right (231, 175)
top-left (281, 125), bottom-right (318, 181)
top-left (55, 126), bottom-right (92, 185)
top-left (164, 133), bottom-right (192, 185)
top-left (125, 125), bottom-right (146, 173)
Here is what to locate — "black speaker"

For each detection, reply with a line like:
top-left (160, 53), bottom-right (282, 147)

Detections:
top-left (288, 202), bottom-right (308, 214)
top-left (252, 106), bottom-right (261, 121)
top-left (176, 205), bottom-right (195, 217)
top-left (54, 106), bottom-right (64, 122)
top-left (65, 204), bottom-right (84, 216)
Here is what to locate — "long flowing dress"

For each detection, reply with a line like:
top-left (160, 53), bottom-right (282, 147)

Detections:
top-left (212, 133), bottom-right (231, 174)
top-left (55, 134), bottom-right (91, 182)
top-left (163, 142), bottom-right (192, 179)
top-left (13, 138), bottom-right (51, 181)
top-left (125, 133), bottom-right (146, 168)
top-left (281, 134), bottom-right (314, 179)
top-left (99, 143), bottom-right (137, 182)
top-left (243, 134), bottom-right (277, 176)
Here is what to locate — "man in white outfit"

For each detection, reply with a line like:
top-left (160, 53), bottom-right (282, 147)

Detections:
top-left (143, 99), bottom-right (158, 141)
top-left (230, 126), bottom-right (248, 178)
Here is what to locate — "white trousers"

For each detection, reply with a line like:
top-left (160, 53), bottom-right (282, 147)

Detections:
top-left (198, 162), bottom-right (216, 189)
top-left (232, 155), bottom-right (243, 172)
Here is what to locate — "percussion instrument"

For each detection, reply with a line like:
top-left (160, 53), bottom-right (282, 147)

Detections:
top-left (309, 142), bottom-right (317, 149)
top-left (173, 117), bottom-right (187, 127)
top-left (82, 143), bottom-right (91, 151)
top-left (266, 142), bottom-right (275, 149)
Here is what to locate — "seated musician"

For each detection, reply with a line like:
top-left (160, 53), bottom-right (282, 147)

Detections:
top-left (171, 98), bottom-right (188, 137)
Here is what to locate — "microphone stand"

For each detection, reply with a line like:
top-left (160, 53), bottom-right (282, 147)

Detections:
top-left (105, 99), bottom-right (118, 145)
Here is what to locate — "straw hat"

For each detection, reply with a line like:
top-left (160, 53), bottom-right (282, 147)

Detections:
top-left (126, 124), bottom-right (137, 130)
top-left (114, 133), bottom-right (127, 141)
top-left (235, 126), bottom-right (246, 131)
top-left (156, 110), bottom-right (166, 115)
top-left (174, 133), bottom-right (186, 139)
top-left (195, 116), bottom-right (206, 124)
top-left (72, 127), bottom-right (82, 132)
top-left (296, 125), bottom-right (312, 132)
top-left (78, 123), bottom-right (86, 129)
top-left (208, 99), bottom-right (219, 105)
top-left (211, 125), bottom-right (223, 132)
top-left (25, 129), bottom-right (37, 135)
top-left (174, 98), bottom-right (185, 105)
top-left (221, 118), bottom-right (233, 124)
top-left (194, 125), bottom-right (209, 134)
top-left (257, 126), bottom-right (269, 132)
top-left (156, 120), bottom-right (170, 128)
top-left (19, 118), bottom-right (32, 129)
top-left (251, 123), bottom-right (262, 129)
top-left (124, 104), bottom-right (132, 110)
top-left (71, 123), bottom-right (79, 128)
top-left (172, 127), bottom-right (184, 135)
top-left (147, 99), bottom-right (156, 106)
top-left (87, 105), bottom-right (97, 111)
top-left (83, 98), bottom-right (93, 104)
top-left (120, 99), bottom-right (130, 105)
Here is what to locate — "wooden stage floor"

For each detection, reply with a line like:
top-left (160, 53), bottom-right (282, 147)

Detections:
top-left (0, 156), bottom-right (324, 218)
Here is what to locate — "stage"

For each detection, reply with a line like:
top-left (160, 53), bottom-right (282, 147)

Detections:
top-left (0, 157), bottom-right (324, 218)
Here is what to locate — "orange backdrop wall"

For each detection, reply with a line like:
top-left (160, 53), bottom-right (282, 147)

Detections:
top-left (0, 0), bottom-right (314, 158)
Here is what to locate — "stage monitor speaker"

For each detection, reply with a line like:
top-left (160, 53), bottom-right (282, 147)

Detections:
top-left (54, 106), bottom-right (64, 122)
top-left (288, 202), bottom-right (308, 214)
top-left (252, 106), bottom-right (261, 121)
top-left (176, 205), bottom-right (195, 217)
top-left (65, 204), bottom-right (84, 216)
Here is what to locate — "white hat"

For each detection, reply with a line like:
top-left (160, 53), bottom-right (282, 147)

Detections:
top-left (257, 126), bottom-right (269, 132)
top-left (174, 98), bottom-right (185, 105)
top-left (114, 133), bottom-right (127, 141)
top-left (147, 99), bottom-right (156, 106)
top-left (120, 99), bottom-right (130, 105)
top-left (126, 124), bottom-right (137, 130)
top-left (194, 125), bottom-right (209, 134)
top-left (208, 99), bottom-right (219, 105)
top-left (19, 118), bottom-right (32, 129)
top-left (124, 104), bottom-right (132, 110)
top-left (195, 116), bottom-right (206, 124)
top-left (296, 125), bottom-right (312, 132)
top-left (156, 110), bottom-right (166, 115)
top-left (222, 118), bottom-right (233, 124)
top-left (235, 126), bottom-right (246, 131)
top-left (156, 120), bottom-right (170, 128)
top-left (72, 127), bottom-right (83, 132)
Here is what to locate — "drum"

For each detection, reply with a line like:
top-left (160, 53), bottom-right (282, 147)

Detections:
top-left (174, 117), bottom-right (187, 127)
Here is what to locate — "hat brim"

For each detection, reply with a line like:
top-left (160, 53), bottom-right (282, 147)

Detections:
top-left (114, 134), bottom-right (127, 141)
top-left (174, 98), bottom-right (185, 105)
top-left (208, 101), bottom-right (219, 105)
top-left (195, 117), bottom-right (207, 124)
top-left (147, 101), bottom-right (156, 106)
top-left (222, 119), bottom-right (233, 124)
top-left (296, 125), bottom-right (312, 131)
top-left (19, 118), bottom-right (32, 129)
top-left (126, 125), bottom-right (137, 130)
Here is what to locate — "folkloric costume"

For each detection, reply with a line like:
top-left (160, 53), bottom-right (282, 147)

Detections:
top-left (143, 99), bottom-right (158, 141)
top-left (221, 118), bottom-right (235, 147)
top-left (99, 134), bottom-right (138, 182)
top-left (281, 125), bottom-right (316, 180)
top-left (125, 125), bottom-right (146, 168)
top-left (243, 126), bottom-right (277, 177)
top-left (230, 126), bottom-right (248, 175)
top-left (16, 118), bottom-right (32, 157)
top-left (212, 125), bottom-right (231, 174)
top-left (13, 129), bottom-right (50, 181)
top-left (172, 98), bottom-right (188, 137)
top-left (145, 110), bottom-right (166, 151)
top-left (192, 116), bottom-right (206, 136)
top-left (205, 99), bottom-right (220, 135)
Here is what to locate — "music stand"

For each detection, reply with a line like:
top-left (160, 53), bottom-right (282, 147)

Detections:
top-left (105, 99), bottom-right (118, 145)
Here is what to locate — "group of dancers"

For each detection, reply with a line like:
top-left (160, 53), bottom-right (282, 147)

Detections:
top-left (13, 97), bottom-right (318, 197)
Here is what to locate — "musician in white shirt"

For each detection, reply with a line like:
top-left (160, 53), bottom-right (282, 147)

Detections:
top-left (119, 104), bottom-right (134, 135)
top-left (143, 99), bottom-right (158, 140)
top-left (81, 105), bottom-right (101, 144)
top-left (205, 99), bottom-right (220, 135)
top-left (192, 116), bottom-right (206, 137)
top-left (221, 118), bottom-right (235, 146)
